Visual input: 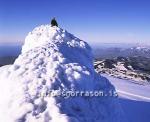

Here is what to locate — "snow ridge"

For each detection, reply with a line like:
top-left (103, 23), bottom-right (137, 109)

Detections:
top-left (0, 25), bottom-right (124, 122)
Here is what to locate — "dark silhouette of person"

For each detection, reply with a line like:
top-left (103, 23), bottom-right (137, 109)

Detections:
top-left (51, 18), bottom-right (58, 27)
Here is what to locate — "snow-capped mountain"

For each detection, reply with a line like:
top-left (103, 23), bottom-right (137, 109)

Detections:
top-left (0, 25), bottom-right (124, 122)
top-left (94, 45), bottom-right (150, 59)
top-left (94, 56), bottom-right (150, 83)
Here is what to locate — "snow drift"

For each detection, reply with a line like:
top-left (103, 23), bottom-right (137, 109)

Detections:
top-left (0, 25), bottom-right (124, 122)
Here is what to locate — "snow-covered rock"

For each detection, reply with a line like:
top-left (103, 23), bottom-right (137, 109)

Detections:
top-left (0, 25), bottom-right (124, 122)
top-left (94, 57), bottom-right (150, 83)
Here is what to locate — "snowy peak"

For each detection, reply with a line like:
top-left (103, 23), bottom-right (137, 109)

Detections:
top-left (21, 25), bottom-right (93, 71)
top-left (0, 24), bottom-right (124, 122)
top-left (22, 25), bottom-right (90, 54)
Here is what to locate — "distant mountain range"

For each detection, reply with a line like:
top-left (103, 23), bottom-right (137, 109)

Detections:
top-left (94, 56), bottom-right (150, 83)
top-left (93, 45), bottom-right (150, 59)
top-left (93, 44), bottom-right (150, 83)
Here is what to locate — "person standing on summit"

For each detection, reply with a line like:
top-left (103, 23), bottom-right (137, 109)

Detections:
top-left (51, 18), bottom-right (58, 27)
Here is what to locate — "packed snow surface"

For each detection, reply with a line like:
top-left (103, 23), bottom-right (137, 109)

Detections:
top-left (102, 74), bottom-right (150, 122)
top-left (0, 25), bottom-right (124, 122)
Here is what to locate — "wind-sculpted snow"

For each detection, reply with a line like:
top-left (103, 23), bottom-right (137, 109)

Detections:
top-left (0, 25), bottom-right (124, 122)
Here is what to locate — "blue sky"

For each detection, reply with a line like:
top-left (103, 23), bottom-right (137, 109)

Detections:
top-left (0, 0), bottom-right (150, 45)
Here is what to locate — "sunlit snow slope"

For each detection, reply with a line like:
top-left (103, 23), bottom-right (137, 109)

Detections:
top-left (0, 25), bottom-right (124, 122)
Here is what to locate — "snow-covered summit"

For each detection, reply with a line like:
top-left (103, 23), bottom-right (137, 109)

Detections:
top-left (0, 24), bottom-right (124, 122)
top-left (22, 25), bottom-right (90, 54)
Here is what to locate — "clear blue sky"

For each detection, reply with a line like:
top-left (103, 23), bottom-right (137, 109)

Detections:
top-left (0, 0), bottom-right (150, 45)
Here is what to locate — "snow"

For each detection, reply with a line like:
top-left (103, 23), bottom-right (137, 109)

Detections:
top-left (102, 74), bottom-right (150, 122)
top-left (115, 62), bottom-right (127, 71)
top-left (102, 74), bottom-right (150, 102)
top-left (0, 25), bottom-right (124, 122)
